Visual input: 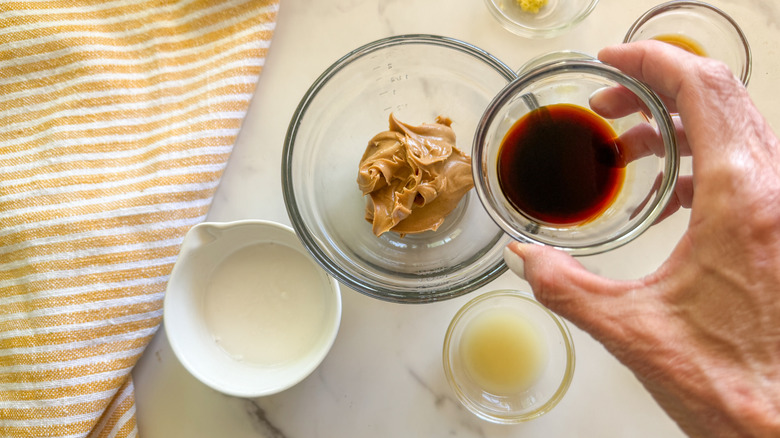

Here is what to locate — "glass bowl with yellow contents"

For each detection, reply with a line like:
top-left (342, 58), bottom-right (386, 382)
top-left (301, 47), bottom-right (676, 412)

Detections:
top-left (483, 0), bottom-right (599, 38)
top-left (443, 290), bottom-right (575, 423)
top-left (473, 57), bottom-right (679, 255)
top-left (623, 0), bottom-right (751, 85)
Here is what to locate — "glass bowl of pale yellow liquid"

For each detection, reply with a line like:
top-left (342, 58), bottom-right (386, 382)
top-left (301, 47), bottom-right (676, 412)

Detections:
top-left (623, 0), bottom-right (751, 86)
top-left (443, 290), bottom-right (575, 423)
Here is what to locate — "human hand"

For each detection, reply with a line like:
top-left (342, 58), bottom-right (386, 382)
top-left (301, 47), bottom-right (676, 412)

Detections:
top-left (504, 40), bottom-right (780, 437)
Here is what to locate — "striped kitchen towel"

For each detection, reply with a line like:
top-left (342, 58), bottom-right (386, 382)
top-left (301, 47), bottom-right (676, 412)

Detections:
top-left (0, 1), bottom-right (278, 436)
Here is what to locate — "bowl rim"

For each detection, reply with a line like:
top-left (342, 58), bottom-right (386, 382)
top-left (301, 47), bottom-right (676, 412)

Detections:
top-left (622, 0), bottom-right (752, 86)
top-left (282, 34), bottom-right (517, 303)
top-left (442, 289), bottom-right (576, 423)
top-left (472, 58), bottom-right (680, 255)
top-left (483, 0), bottom-right (600, 39)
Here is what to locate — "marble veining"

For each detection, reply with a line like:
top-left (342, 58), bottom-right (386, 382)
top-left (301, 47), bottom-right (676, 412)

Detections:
top-left (133, 0), bottom-right (780, 436)
top-left (245, 400), bottom-right (288, 438)
top-left (407, 366), bottom-right (456, 411)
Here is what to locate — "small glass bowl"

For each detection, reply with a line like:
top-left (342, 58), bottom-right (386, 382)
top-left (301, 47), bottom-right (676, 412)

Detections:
top-left (624, 0), bottom-right (751, 85)
top-left (516, 50), bottom-right (593, 74)
top-left (283, 35), bottom-right (516, 303)
top-left (472, 58), bottom-right (679, 255)
top-left (484, 0), bottom-right (599, 39)
top-left (443, 290), bottom-right (575, 423)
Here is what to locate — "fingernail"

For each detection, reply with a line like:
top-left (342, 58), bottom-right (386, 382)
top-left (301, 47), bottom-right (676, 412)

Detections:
top-left (503, 245), bottom-right (525, 280)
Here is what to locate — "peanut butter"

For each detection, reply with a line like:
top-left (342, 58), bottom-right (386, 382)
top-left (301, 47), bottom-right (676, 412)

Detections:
top-left (357, 114), bottom-right (474, 237)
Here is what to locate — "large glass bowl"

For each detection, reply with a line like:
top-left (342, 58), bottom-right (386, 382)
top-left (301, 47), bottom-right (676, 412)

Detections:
top-left (282, 35), bottom-right (516, 303)
top-left (473, 58), bottom-right (679, 255)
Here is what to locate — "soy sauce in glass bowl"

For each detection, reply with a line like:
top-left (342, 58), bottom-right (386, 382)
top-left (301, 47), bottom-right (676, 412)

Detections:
top-left (472, 58), bottom-right (679, 255)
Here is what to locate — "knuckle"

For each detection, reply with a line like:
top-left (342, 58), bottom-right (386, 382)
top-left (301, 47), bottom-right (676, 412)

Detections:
top-left (696, 59), bottom-right (739, 87)
top-left (745, 196), bottom-right (780, 238)
top-left (529, 267), bottom-right (559, 307)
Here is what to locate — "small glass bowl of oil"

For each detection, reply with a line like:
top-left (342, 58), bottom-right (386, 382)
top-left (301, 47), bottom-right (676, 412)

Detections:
top-left (443, 290), bottom-right (575, 423)
top-left (624, 0), bottom-right (751, 85)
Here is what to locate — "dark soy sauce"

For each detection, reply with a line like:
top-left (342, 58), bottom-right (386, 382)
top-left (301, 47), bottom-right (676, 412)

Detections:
top-left (497, 103), bottom-right (626, 226)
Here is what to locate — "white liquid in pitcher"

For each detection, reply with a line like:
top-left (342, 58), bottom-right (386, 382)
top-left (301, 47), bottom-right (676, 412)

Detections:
top-left (203, 242), bottom-right (328, 366)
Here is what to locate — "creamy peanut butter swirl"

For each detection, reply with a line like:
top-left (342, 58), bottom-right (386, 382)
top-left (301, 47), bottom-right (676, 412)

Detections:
top-left (357, 114), bottom-right (474, 237)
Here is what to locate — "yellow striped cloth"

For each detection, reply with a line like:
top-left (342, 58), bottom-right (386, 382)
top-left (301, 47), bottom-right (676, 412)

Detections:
top-left (0, 1), bottom-right (278, 436)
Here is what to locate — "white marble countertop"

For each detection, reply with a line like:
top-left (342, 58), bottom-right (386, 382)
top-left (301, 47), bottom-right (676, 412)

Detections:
top-left (132, 0), bottom-right (780, 436)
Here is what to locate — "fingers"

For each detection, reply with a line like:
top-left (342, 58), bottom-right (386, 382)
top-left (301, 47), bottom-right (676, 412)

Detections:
top-left (589, 84), bottom-right (676, 118)
top-left (597, 41), bottom-right (698, 105)
top-left (589, 83), bottom-right (690, 160)
top-left (504, 241), bottom-right (646, 340)
top-left (613, 116), bottom-right (690, 163)
top-left (598, 41), bottom-right (755, 168)
top-left (654, 175), bottom-right (694, 224)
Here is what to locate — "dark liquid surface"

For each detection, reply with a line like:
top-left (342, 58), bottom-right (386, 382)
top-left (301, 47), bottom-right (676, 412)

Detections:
top-left (497, 103), bottom-right (626, 226)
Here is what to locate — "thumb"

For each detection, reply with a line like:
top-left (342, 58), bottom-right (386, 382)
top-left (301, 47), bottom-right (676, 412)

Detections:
top-left (504, 241), bottom-right (645, 341)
